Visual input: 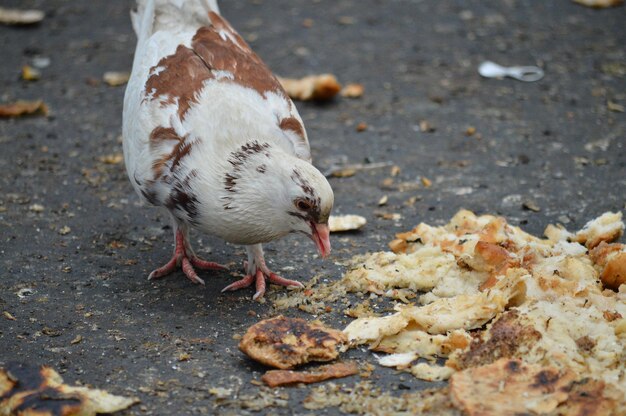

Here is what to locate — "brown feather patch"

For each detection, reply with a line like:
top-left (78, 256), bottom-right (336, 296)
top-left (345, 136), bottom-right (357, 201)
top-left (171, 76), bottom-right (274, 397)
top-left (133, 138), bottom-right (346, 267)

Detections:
top-left (191, 14), bottom-right (285, 99)
top-left (144, 45), bottom-right (212, 120)
top-left (148, 126), bottom-right (193, 179)
top-left (279, 116), bottom-right (306, 141)
top-left (143, 12), bottom-right (288, 120)
top-left (149, 126), bottom-right (180, 143)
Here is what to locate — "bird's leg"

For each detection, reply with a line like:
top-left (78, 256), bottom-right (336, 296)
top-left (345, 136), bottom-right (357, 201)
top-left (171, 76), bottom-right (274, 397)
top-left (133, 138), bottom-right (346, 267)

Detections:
top-left (181, 232), bottom-right (227, 271)
top-left (148, 224), bottom-right (226, 284)
top-left (221, 244), bottom-right (303, 300)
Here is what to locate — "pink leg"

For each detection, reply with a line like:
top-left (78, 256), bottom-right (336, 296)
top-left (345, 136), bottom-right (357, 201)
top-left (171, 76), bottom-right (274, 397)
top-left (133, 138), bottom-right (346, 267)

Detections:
top-left (182, 257), bottom-right (204, 285)
top-left (190, 256), bottom-right (227, 271)
top-left (221, 245), bottom-right (303, 300)
top-left (267, 272), bottom-right (303, 288)
top-left (253, 270), bottom-right (266, 301)
top-left (148, 255), bottom-right (179, 280)
top-left (221, 274), bottom-right (254, 292)
top-left (148, 228), bottom-right (226, 285)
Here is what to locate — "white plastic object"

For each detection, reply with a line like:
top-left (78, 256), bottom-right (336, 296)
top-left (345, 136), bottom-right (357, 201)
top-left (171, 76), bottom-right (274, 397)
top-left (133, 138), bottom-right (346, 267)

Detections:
top-left (478, 61), bottom-right (544, 82)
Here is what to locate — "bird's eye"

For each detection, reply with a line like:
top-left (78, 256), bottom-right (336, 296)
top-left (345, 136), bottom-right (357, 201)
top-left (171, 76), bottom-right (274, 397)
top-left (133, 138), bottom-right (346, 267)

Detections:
top-left (295, 199), bottom-right (311, 211)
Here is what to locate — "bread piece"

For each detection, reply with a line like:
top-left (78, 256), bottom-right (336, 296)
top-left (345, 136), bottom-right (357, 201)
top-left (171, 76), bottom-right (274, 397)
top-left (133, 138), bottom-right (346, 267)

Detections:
top-left (261, 361), bottom-right (358, 387)
top-left (239, 315), bottom-right (347, 369)
top-left (590, 242), bottom-right (626, 290)
top-left (0, 362), bottom-right (138, 416)
top-left (573, 212), bottom-right (624, 249)
top-left (450, 359), bottom-right (576, 415)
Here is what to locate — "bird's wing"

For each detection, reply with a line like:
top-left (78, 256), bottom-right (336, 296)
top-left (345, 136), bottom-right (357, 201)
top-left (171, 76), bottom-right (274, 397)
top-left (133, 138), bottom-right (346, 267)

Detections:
top-left (195, 12), bottom-right (311, 161)
top-left (140, 11), bottom-right (311, 161)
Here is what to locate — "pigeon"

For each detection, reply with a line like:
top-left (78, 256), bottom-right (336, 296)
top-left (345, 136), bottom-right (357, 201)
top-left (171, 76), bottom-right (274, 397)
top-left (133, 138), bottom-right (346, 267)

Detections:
top-left (123, 0), bottom-right (334, 300)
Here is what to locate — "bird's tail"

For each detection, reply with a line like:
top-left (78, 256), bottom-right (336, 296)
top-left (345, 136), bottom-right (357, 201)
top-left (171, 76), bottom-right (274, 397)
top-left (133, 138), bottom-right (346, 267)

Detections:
top-left (131, 0), bottom-right (220, 41)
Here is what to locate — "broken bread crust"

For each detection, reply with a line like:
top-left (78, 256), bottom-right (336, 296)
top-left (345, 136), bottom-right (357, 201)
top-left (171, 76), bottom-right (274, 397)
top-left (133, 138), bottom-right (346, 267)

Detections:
top-left (261, 361), bottom-right (358, 387)
top-left (450, 359), bottom-right (577, 416)
top-left (450, 358), bottom-right (622, 416)
top-left (573, 211), bottom-right (624, 249)
top-left (345, 267), bottom-right (527, 346)
top-left (239, 315), bottom-right (347, 369)
top-left (591, 242), bottom-right (626, 290)
top-left (0, 362), bottom-right (138, 416)
top-left (450, 310), bottom-right (541, 370)
top-left (374, 328), bottom-right (471, 357)
top-left (340, 209), bottom-right (626, 410)
top-left (277, 74), bottom-right (341, 101)
top-left (398, 268), bottom-right (527, 334)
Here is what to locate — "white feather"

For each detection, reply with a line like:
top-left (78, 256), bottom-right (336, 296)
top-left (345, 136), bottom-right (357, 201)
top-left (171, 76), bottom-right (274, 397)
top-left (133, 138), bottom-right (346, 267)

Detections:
top-left (132, 0), bottom-right (220, 39)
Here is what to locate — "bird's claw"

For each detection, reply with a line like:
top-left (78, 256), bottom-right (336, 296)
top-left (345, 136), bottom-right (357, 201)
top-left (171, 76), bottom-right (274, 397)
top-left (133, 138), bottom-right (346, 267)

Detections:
top-left (220, 273), bottom-right (254, 292)
top-left (190, 256), bottom-right (228, 271)
top-left (221, 264), bottom-right (303, 300)
top-left (181, 257), bottom-right (206, 285)
top-left (148, 230), bottom-right (226, 285)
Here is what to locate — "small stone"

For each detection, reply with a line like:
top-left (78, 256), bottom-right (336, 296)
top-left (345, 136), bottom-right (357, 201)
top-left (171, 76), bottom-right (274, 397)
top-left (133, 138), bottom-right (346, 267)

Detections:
top-left (338, 16), bottom-right (356, 25)
top-left (209, 387), bottom-right (232, 398)
top-left (0, 7), bottom-right (44, 25)
top-left (99, 153), bottom-right (124, 165)
top-left (32, 56), bottom-right (50, 68)
top-left (42, 327), bottom-right (61, 337)
top-left (331, 168), bottom-right (356, 178)
top-left (3, 311), bottom-right (16, 321)
top-left (17, 288), bottom-right (35, 298)
top-left (22, 65), bottom-right (41, 81)
top-left (600, 62), bottom-right (626, 77)
top-left (558, 215), bottom-right (571, 224)
top-left (59, 225), bottom-right (71, 235)
top-left (376, 212), bottom-right (402, 221)
top-left (340, 83), bottom-right (364, 98)
top-left (419, 120), bottom-right (435, 133)
top-left (607, 101), bottom-right (624, 113)
top-left (381, 178), bottom-right (395, 187)
top-left (103, 71), bottom-right (130, 87)
top-left (572, 0), bottom-right (624, 9)
top-left (29, 203), bottom-right (44, 213)
top-left (459, 10), bottom-right (474, 20)
top-left (522, 201), bottom-right (541, 212)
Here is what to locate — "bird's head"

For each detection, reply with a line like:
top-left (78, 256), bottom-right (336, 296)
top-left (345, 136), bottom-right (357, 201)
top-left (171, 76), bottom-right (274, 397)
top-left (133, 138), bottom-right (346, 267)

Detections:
top-left (219, 142), bottom-right (333, 256)
top-left (281, 159), bottom-right (334, 258)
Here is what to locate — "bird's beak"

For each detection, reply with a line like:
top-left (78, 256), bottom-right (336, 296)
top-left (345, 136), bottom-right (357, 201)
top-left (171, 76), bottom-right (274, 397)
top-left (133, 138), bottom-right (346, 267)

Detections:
top-left (310, 222), bottom-right (331, 258)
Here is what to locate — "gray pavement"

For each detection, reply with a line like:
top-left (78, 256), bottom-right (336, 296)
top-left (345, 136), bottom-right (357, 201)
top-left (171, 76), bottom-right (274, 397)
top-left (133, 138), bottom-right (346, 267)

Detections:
top-left (1, 0), bottom-right (625, 414)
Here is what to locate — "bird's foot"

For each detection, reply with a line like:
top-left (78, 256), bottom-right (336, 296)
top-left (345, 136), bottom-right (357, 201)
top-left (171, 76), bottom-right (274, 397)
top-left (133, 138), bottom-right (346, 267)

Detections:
top-left (221, 260), bottom-right (303, 300)
top-left (148, 229), bottom-right (227, 285)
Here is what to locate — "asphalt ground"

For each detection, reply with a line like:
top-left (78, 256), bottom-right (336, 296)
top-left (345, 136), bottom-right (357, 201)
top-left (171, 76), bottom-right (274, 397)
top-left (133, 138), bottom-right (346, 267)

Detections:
top-left (1, 0), bottom-right (625, 414)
